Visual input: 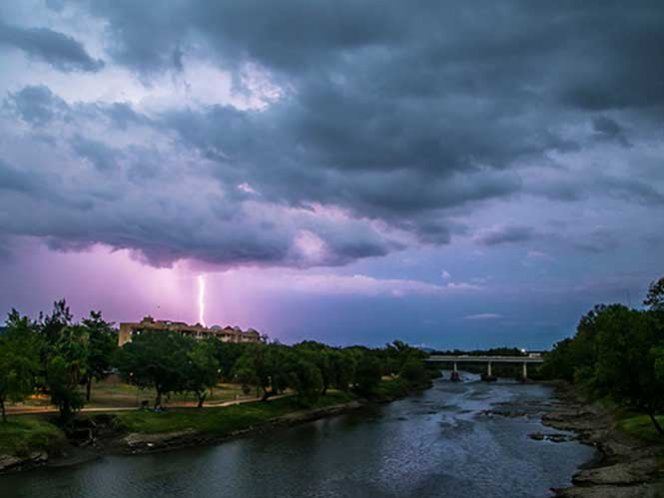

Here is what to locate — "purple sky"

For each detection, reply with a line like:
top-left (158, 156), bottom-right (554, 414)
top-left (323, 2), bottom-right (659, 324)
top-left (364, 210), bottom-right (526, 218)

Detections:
top-left (0, 1), bottom-right (662, 349)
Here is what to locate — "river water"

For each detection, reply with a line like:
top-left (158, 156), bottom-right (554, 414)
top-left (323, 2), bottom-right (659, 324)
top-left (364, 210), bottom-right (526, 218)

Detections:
top-left (0, 375), bottom-right (595, 498)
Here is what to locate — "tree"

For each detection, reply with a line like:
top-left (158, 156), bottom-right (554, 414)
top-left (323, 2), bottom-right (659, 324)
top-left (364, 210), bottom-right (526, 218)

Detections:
top-left (644, 277), bottom-right (664, 312)
top-left (115, 330), bottom-right (192, 409)
top-left (329, 350), bottom-right (356, 392)
top-left (208, 340), bottom-right (246, 381)
top-left (234, 343), bottom-right (291, 401)
top-left (399, 358), bottom-right (428, 386)
top-left (39, 299), bottom-right (73, 344)
top-left (81, 311), bottom-right (117, 402)
top-left (593, 306), bottom-right (664, 437)
top-left (0, 310), bottom-right (41, 422)
top-left (288, 358), bottom-right (323, 406)
top-left (46, 325), bottom-right (89, 423)
top-left (353, 354), bottom-right (382, 396)
top-left (185, 341), bottom-right (220, 408)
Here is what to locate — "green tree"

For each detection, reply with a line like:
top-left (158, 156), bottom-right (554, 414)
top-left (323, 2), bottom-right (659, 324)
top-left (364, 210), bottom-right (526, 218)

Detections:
top-left (81, 311), bottom-right (117, 401)
top-left (644, 277), bottom-right (664, 312)
top-left (46, 325), bottom-right (89, 423)
top-left (287, 358), bottom-right (323, 406)
top-left (208, 340), bottom-right (246, 380)
top-left (116, 330), bottom-right (192, 409)
top-left (39, 299), bottom-right (72, 344)
top-left (234, 343), bottom-right (291, 401)
top-left (0, 310), bottom-right (41, 422)
top-left (594, 306), bottom-right (664, 436)
top-left (185, 341), bottom-right (220, 407)
top-left (399, 358), bottom-right (429, 386)
top-left (353, 354), bottom-right (382, 396)
top-left (329, 350), bottom-right (356, 392)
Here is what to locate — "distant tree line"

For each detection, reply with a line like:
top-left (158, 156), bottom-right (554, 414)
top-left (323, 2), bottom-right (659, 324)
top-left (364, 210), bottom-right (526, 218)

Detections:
top-left (0, 301), bottom-right (433, 424)
top-left (541, 277), bottom-right (664, 438)
top-left (116, 335), bottom-right (433, 409)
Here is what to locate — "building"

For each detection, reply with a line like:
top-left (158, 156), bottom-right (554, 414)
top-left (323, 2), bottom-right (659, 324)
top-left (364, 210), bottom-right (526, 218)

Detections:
top-left (118, 316), bottom-right (262, 346)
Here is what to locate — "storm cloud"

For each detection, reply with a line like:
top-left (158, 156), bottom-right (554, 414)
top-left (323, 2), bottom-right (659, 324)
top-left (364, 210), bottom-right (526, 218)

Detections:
top-left (0, 0), bottom-right (662, 272)
top-left (0, 21), bottom-right (103, 72)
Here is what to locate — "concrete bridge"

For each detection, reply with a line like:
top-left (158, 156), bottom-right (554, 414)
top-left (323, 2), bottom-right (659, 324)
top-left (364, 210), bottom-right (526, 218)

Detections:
top-left (425, 355), bottom-right (544, 381)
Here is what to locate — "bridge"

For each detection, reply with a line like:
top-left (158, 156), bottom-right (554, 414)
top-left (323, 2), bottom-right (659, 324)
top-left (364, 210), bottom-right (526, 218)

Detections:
top-left (425, 355), bottom-right (544, 381)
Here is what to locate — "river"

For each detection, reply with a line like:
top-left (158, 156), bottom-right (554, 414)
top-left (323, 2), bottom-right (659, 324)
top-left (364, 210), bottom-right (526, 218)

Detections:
top-left (0, 374), bottom-right (595, 498)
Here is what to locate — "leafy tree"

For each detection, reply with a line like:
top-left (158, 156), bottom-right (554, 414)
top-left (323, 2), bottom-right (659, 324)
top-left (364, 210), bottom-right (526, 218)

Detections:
top-left (644, 277), bottom-right (664, 312)
top-left (540, 338), bottom-right (576, 382)
top-left (116, 330), bottom-right (192, 409)
top-left (81, 311), bottom-right (117, 401)
top-left (353, 354), bottom-right (382, 396)
top-left (0, 310), bottom-right (41, 422)
top-left (234, 343), bottom-right (291, 401)
top-left (185, 341), bottom-right (220, 407)
top-left (208, 340), bottom-right (246, 380)
top-left (287, 358), bottom-right (323, 406)
top-left (39, 299), bottom-right (73, 344)
top-left (46, 325), bottom-right (89, 422)
top-left (293, 342), bottom-right (334, 395)
top-left (399, 358), bottom-right (429, 386)
top-left (329, 350), bottom-right (356, 392)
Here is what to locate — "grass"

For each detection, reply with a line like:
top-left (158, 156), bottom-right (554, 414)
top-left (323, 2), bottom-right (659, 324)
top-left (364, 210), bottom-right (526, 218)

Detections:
top-left (8, 376), bottom-right (247, 412)
top-left (0, 418), bottom-right (66, 457)
top-left (85, 378), bottom-right (246, 408)
top-left (113, 390), bottom-right (356, 435)
top-left (619, 414), bottom-right (664, 445)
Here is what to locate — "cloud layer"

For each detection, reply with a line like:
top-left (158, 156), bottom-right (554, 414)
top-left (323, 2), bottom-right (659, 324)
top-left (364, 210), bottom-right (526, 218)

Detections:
top-left (0, 1), bottom-right (662, 337)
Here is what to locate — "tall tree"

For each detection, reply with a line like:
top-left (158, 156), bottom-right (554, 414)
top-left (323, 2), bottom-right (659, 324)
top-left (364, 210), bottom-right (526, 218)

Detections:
top-left (115, 330), bottom-right (192, 409)
top-left (184, 341), bottom-right (220, 408)
top-left (46, 325), bottom-right (89, 423)
top-left (644, 277), bottom-right (664, 312)
top-left (0, 310), bottom-right (41, 422)
top-left (81, 311), bottom-right (117, 401)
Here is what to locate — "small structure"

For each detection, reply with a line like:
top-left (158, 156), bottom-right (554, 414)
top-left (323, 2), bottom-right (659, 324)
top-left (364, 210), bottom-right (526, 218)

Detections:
top-left (118, 316), bottom-right (262, 346)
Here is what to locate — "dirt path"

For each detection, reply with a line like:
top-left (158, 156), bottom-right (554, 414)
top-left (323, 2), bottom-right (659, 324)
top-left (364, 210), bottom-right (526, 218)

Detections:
top-left (7, 394), bottom-right (288, 416)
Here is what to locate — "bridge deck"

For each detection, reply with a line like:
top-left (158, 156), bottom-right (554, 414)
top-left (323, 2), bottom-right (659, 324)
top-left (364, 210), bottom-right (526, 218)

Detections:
top-left (426, 355), bottom-right (544, 364)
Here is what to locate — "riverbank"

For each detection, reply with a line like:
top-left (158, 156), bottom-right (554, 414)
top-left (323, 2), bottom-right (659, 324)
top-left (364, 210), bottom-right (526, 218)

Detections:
top-left (0, 377), bottom-right (429, 474)
top-left (543, 382), bottom-right (664, 498)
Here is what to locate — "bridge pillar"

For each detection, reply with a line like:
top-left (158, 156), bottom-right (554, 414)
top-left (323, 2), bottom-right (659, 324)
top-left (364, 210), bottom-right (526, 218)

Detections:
top-left (522, 362), bottom-right (528, 380)
top-left (450, 361), bottom-right (460, 382)
top-left (481, 361), bottom-right (496, 382)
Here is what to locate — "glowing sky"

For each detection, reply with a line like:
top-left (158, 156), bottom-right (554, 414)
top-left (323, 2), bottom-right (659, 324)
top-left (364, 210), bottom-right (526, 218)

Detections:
top-left (0, 1), bottom-right (662, 348)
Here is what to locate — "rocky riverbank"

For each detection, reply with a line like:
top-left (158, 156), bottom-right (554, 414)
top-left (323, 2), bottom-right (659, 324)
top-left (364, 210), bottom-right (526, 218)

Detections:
top-left (0, 399), bottom-right (367, 474)
top-left (110, 400), bottom-right (365, 455)
top-left (543, 382), bottom-right (664, 498)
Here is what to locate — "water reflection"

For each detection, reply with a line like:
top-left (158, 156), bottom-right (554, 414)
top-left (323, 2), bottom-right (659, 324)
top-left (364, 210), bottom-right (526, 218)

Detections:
top-left (0, 375), bottom-right (595, 498)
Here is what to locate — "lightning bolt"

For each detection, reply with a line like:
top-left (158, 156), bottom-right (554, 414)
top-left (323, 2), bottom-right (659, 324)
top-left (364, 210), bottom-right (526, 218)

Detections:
top-left (197, 274), bottom-right (206, 327)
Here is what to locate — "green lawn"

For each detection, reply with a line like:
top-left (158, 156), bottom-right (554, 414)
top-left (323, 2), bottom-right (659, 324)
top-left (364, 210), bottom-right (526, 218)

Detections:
top-left (619, 414), bottom-right (664, 444)
top-left (0, 418), bottom-right (66, 457)
top-left (114, 391), bottom-right (356, 435)
top-left (9, 377), bottom-right (248, 412)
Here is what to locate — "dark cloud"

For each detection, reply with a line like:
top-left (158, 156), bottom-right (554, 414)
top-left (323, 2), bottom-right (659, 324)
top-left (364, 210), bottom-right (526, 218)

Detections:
top-left (475, 226), bottom-right (535, 246)
top-left (572, 228), bottom-right (620, 254)
top-left (70, 135), bottom-right (121, 172)
top-left (3, 85), bottom-right (69, 125)
top-left (0, 22), bottom-right (104, 72)
top-left (592, 116), bottom-right (630, 147)
top-left (0, 1), bottom-right (662, 270)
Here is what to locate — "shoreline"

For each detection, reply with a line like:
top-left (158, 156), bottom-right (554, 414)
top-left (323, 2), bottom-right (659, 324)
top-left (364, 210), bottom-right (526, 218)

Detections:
top-left (0, 382), bottom-right (429, 475)
top-left (543, 381), bottom-right (664, 498)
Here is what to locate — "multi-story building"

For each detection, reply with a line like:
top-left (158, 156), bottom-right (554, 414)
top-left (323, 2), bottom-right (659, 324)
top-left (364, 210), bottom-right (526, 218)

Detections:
top-left (118, 316), bottom-right (262, 346)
